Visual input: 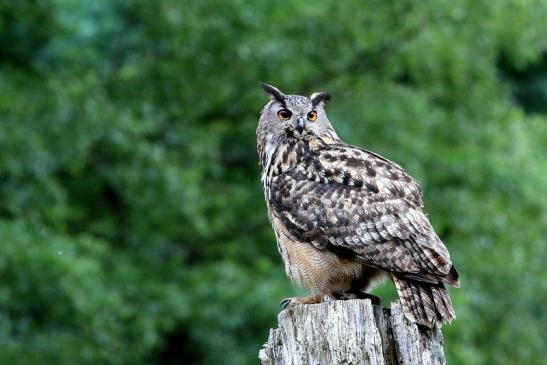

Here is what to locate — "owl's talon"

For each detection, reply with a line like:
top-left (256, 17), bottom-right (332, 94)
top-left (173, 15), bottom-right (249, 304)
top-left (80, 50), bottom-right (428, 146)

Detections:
top-left (280, 298), bottom-right (293, 309)
top-left (361, 293), bottom-right (382, 306)
top-left (280, 293), bottom-right (338, 309)
top-left (322, 293), bottom-right (337, 303)
top-left (334, 291), bottom-right (382, 305)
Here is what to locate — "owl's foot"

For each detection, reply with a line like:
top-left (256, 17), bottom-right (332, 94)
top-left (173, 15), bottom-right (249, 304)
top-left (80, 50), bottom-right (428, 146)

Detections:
top-left (280, 293), bottom-right (338, 309)
top-left (280, 291), bottom-right (381, 309)
top-left (332, 291), bottom-right (382, 306)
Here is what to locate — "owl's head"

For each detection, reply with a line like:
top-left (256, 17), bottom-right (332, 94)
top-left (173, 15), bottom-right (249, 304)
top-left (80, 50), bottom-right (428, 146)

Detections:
top-left (257, 83), bottom-right (339, 146)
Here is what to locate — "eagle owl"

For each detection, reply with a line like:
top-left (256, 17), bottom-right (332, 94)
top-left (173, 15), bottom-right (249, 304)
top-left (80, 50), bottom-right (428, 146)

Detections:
top-left (256, 83), bottom-right (460, 328)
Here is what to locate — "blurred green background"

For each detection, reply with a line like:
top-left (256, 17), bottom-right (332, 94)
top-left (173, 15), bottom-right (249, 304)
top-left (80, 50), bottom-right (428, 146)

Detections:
top-left (1, 1), bottom-right (546, 364)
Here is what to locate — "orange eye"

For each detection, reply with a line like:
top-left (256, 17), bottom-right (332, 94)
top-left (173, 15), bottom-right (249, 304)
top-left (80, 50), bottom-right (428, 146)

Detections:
top-left (277, 109), bottom-right (292, 121)
top-left (307, 110), bottom-right (317, 121)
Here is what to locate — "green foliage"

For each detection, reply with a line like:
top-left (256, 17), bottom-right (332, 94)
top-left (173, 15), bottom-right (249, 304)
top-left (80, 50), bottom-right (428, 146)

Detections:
top-left (1, 1), bottom-right (546, 364)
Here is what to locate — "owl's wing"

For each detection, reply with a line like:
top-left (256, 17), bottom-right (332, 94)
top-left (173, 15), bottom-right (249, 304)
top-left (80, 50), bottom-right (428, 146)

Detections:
top-left (269, 143), bottom-right (456, 283)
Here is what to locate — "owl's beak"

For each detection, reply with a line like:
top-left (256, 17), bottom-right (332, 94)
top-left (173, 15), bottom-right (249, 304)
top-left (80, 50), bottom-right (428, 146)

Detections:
top-left (295, 117), bottom-right (306, 134)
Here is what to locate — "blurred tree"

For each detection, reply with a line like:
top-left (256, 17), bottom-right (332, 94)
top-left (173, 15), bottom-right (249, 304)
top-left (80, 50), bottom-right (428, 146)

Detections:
top-left (0, 1), bottom-right (546, 364)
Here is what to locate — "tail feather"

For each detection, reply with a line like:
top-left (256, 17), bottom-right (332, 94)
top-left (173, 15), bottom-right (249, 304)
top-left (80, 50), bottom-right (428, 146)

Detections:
top-left (409, 281), bottom-right (428, 322)
top-left (393, 275), bottom-right (418, 322)
top-left (420, 285), bottom-right (436, 323)
top-left (431, 284), bottom-right (455, 319)
top-left (392, 274), bottom-right (456, 327)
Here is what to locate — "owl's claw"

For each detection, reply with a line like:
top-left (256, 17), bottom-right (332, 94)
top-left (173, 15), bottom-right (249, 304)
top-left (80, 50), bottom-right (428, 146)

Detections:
top-left (280, 292), bottom-right (381, 309)
top-left (324, 293), bottom-right (340, 303)
top-left (333, 291), bottom-right (382, 306)
top-left (280, 298), bottom-right (293, 309)
top-left (280, 293), bottom-right (338, 309)
top-left (358, 292), bottom-right (382, 306)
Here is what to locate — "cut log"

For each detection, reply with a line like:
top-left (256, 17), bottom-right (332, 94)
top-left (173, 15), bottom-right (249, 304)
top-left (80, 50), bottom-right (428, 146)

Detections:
top-left (259, 299), bottom-right (446, 365)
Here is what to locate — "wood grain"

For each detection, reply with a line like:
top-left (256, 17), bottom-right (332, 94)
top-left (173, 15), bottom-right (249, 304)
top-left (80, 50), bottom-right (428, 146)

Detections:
top-left (259, 299), bottom-right (446, 365)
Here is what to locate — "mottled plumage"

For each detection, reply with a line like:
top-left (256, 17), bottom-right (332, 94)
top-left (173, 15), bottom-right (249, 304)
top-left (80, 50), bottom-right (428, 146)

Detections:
top-left (257, 83), bottom-right (459, 327)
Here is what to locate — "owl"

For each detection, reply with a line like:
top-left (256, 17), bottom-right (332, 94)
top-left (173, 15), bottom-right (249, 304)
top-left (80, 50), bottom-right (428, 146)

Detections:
top-left (256, 83), bottom-right (460, 328)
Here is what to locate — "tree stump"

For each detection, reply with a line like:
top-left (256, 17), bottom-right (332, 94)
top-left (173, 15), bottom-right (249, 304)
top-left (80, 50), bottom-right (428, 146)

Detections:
top-left (258, 299), bottom-right (446, 365)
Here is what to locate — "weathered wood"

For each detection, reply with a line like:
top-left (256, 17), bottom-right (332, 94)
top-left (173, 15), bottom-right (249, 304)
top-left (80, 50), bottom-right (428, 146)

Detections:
top-left (259, 299), bottom-right (446, 365)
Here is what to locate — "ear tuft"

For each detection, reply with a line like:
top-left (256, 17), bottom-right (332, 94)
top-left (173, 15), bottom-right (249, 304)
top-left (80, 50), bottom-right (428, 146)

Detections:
top-left (310, 92), bottom-right (331, 106)
top-left (260, 82), bottom-right (286, 103)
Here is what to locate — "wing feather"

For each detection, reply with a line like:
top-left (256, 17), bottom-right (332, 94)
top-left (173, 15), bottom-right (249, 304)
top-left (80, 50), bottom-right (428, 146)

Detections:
top-left (269, 143), bottom-right (453, 281)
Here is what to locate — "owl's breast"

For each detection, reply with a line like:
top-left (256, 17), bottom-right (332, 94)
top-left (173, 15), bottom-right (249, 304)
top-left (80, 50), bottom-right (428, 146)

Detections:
top-left (270, 213), bottom-right (364, 294)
